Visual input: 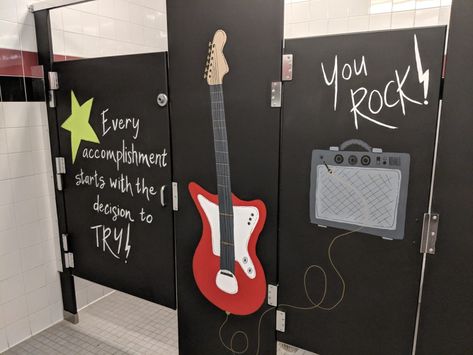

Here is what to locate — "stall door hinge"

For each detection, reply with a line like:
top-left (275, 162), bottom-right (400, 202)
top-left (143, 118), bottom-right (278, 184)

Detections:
top-left (62, 233), bottom-right (69, 252)
top-left (420, 213), bottom-right (439, 254)
top-left (48, 71), bottom-right (59, 90)
top-left (267, 284), bottom-right (278, 306)
top-left (271, 82), bottom-right (282, 107)
top-left (64, 252), bottom-right (74, 269)
top-left (55, 157), bottom-right (66, 191)
top-left (61, 233), bottom-right (74, 269)
top-left (276, 310), bottom-right (286, 332)
top-left (172, 182), bottom-right (179, 211)
top-left (48, 71), bottom-right (59, 108)
top-left (282, 54), bottom-right (293, 81)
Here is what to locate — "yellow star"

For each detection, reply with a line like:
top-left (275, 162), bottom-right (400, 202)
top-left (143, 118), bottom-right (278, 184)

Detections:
top-left (61, 91), bottom-right (100, 163)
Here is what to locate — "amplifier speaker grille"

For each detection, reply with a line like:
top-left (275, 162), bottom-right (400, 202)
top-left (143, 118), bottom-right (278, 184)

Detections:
top-left (315, 165), bottom-right (401, 230)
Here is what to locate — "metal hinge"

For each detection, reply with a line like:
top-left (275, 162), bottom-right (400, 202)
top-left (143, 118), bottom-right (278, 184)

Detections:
top-left (420, 213), bottom-right (439, 254)
top-left (276, 310), bottom-right (286, 332)
top-left (271, 82), bottom-right (282, 107)
top-left (64, 252), bottom-right (74, 269)
top-left (282, 54), bottom-right (293, 81)
top-left (172, 182), bottom-right (178, 211)
top-left (48, 71), bottom-right (59, 90)
top-left (55, 157), bottom-right (66, 191)
top-left (268, 284), bottom-right (278, 306)
top-left (62, 233), bottom-right (69, 252)
top-left (48, 72), bottom-right (59, 108)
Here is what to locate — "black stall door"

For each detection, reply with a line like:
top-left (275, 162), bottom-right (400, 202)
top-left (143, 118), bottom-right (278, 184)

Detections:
top-left (167, 0), bottom-right (283, 353)
top-left (417, 1), bottom-right (473, 354)
top-left (278, 27), bottom-right (446, 354)
top-left (54, 53), bottom-right (176, 308)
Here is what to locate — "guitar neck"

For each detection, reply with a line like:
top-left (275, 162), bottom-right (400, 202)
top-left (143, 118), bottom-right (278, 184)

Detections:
top-left (209, 84), bottom-right (235, 272)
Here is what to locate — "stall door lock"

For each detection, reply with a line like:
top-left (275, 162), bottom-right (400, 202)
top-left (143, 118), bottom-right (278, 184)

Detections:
top-left (157, 93), bottom-right (168, 107)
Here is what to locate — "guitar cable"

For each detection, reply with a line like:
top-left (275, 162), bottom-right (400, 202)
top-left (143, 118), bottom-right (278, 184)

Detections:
top-left (218, 164), bottom-right (369, 355)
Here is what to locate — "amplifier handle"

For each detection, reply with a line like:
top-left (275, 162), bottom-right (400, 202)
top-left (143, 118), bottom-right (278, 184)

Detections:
top-left (340, 139), bottom-right (373, 152)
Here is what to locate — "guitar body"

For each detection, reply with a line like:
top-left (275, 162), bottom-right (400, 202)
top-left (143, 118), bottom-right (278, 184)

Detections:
top-left (189, 182), bottom-right (267, 315)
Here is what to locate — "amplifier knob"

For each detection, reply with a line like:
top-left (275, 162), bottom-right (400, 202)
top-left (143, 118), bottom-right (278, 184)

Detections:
top-left (334, 154), bottom-right (344, 164)
top-left (361, 155), bottom-right (371, 165)
top-left (348, 155), bottom-right (358, 165)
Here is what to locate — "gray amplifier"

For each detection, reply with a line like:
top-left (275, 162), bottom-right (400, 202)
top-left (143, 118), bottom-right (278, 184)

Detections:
top-left (310, 139), bottom-right (410, 240)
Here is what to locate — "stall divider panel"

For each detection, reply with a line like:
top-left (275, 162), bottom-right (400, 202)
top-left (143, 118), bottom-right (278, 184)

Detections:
top-left (52, 53), bottom-right (176, 308)
top-left (416, 1), bottom-right (473, 354)
top-left (166, 0), bottom-right (283, 353)
top-left (278, 27), bottom-right (446, 354)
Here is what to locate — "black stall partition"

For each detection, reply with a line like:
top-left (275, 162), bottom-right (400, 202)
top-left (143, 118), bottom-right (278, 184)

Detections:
top-left (166, 0), bottom-right (283, 354)
top-left (278, 27), bottom-right (446, 354)
top-left (417, 1), bottom-right (473, 354)
top-left (53, 53), bottom-right (176, 308)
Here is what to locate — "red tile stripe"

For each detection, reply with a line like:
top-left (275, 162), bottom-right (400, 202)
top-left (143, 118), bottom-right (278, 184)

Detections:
top-left (0, 47), bottom-right (82, 78)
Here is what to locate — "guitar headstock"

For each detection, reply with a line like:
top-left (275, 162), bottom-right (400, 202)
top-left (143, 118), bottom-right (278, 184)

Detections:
top-left (204, 29), bottom-right (229, 86)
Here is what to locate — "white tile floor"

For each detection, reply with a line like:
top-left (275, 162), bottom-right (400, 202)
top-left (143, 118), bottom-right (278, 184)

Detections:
top-left (2, 290), bottom-right (319, 355)
top-left (3, 291), bottom-right (178, 355)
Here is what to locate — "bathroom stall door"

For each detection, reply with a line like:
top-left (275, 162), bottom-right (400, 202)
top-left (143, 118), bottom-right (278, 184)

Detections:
top-left (167, 0), bottom-right (283, 353)
top-left (277, 27), bottom-right (446, 354)
top-left (53, 53), bottom-right (176, 308)
top-left (416, 1), bottom-right (473, 354)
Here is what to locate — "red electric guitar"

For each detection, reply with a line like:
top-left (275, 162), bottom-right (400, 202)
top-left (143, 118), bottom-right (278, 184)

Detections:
top-left (189, 29), bottom-right (267, 315)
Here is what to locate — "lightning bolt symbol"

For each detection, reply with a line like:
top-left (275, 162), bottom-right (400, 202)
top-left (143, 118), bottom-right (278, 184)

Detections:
top-left (124, 223), bottom-right (132, 263)
top-left (414, 34), bottom-right (430, 105)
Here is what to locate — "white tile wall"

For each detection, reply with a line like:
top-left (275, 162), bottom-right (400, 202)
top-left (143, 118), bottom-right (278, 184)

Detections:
top-left (0, 0), bottom-right (167, 56)
top-left (49, 0), bottom-right (168, 58)
top-left (285, 0), bottom-right (451, 38)
top-left (0, 102), bottom-right (63, 352)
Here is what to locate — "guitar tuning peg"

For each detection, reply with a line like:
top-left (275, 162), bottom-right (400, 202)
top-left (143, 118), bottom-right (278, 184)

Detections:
top-left (204, 74), bottom-right (207, 79)
top-left (208, 42), bottom-right (212, 47)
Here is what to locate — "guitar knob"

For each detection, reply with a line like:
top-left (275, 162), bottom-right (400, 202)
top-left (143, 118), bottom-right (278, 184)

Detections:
top-left (242, 257), bottom-right (248, 264)
top-left (248, 267), bottom-right (253, 274)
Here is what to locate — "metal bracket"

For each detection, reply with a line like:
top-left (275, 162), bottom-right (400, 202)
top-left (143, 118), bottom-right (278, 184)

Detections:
top-left (62, 234), bottom-right (69, 252)
top-left (276, 310), bottom-right (286, 332)
top-left (268, 284), bottom-right (278, 306)
top-left (55, 157), bottom-right (66, 191)
top-left (55, 157), bottom-right (66, 174)
top-left (29, 0), bottom-right (93, 12)
top-left (172, 182), bottom-right (178, 211)
top-left (420, 213), bottom-right (439, 254)
top-left (282, 54), bottom-right (293, 81)
top-left (48, 72), bottom-right (59, 90)
top-left (270, 82), bottom-right (282, 108)
top-left (48, 72), bottom-right (59, 108)
top-left (48, 90), bottom-right (56, 108)
top-left (64, 252), bottom-right (74, 269)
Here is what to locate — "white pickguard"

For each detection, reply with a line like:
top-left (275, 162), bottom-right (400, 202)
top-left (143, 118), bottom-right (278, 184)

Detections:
top-left (197, 194), bottom-right (259, 280)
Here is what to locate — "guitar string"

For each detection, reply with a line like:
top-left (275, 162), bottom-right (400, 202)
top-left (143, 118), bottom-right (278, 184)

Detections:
top-left (218, 166), bottom-right (371, 355)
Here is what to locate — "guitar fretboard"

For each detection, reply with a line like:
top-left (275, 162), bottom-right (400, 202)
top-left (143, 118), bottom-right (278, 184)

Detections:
top-left (209, 84), bottom-right (235, 273)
